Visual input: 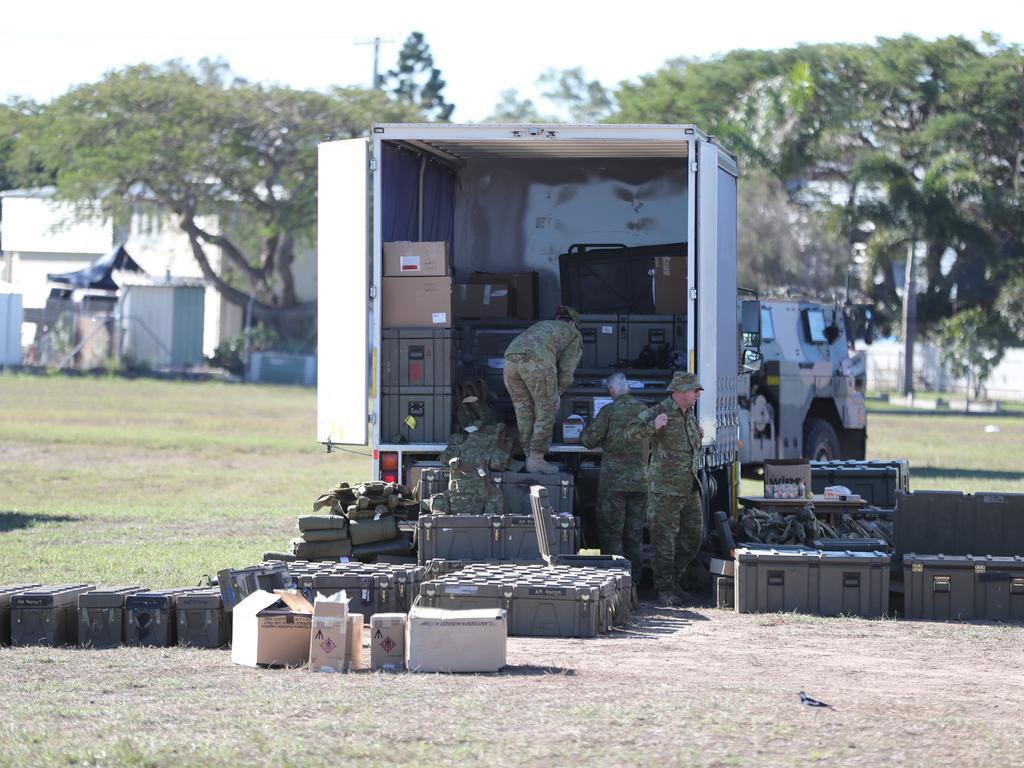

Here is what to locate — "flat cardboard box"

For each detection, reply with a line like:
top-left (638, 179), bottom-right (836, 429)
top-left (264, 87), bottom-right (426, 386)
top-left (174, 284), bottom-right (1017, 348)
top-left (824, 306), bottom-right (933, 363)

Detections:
top-left (370, 612), bottom-right (407, 671)
top-left (383, 241), bottom-right (449, 277)
top-left (470, 271), bottom-right (539, 320)
top-left (232, 589), bottom-right (313, 668)
top-left (453, 283), bottom-right (510, 319)
top-left (710, 557), bottom-right (735, 577)
top-left (406, 606), bottom-right (507, 673)
top-left (308, 592), bottom-right (349, 673)
top-left (382, 276), bottom-right (452, 329)
top-left (654, 255), bottom-right (687, 314)
top-left (345, 613), bottom-right (364, 671)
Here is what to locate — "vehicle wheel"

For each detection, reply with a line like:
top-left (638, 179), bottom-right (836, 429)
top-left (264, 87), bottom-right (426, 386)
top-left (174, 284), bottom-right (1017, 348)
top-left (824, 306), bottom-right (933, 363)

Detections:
top-left (803, 417), bottom-right (841, 461)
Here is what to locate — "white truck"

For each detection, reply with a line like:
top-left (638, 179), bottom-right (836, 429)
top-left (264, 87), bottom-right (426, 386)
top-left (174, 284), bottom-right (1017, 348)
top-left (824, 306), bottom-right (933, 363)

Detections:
top-left (316, 123), bottom-right (748, 517)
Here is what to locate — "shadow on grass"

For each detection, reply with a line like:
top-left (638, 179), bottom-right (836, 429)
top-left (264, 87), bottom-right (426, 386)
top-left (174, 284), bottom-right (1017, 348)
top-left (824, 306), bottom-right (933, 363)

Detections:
top-left (0, 511), bottom-right (82, 533)
top-left (913, 468), bottom-right (1024, 483)
top-left (602, 605), bottom-right (710, 640)
top-left (502, 664), bottom-right (578, 677)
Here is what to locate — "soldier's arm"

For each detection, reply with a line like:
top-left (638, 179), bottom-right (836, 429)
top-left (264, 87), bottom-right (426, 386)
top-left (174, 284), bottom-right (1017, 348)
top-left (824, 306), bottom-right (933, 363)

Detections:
top-left (556, 331), bottom-right (584, 394)
top-left (623, 406), bottom-right (658, 443)
top-left (580, 401), bottom-right (611, 449)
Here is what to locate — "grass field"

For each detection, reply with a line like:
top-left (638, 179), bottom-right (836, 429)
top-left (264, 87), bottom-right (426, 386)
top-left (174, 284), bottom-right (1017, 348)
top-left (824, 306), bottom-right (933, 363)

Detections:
top-left (2, 372), bottom-right (1023, 767)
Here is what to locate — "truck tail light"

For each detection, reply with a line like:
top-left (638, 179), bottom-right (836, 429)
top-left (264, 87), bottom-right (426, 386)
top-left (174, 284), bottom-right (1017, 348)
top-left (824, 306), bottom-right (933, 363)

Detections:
top-left (380, 451), bottom-right (399, 483)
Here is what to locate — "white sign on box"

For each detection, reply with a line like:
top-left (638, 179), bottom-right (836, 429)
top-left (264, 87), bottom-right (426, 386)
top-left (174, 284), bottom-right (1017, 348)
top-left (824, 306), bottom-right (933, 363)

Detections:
top-left (399, 255), bottom-right (421, 272)
top-left (431, 312), bottom-right (448, 324)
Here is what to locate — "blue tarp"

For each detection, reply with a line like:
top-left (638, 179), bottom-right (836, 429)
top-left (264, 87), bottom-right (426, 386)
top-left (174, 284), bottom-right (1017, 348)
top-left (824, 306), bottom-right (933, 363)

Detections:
top-left (47, 244), bottom-right (146, 290)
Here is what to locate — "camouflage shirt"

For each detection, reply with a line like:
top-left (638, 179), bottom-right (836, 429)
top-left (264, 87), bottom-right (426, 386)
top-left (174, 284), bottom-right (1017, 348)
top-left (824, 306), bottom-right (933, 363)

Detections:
top-left (624, 396), bottom-right (701, 495)
top-left (580, 393), bottom-right (649, 494)
top-left (505, 320), bottom-right (584, 395)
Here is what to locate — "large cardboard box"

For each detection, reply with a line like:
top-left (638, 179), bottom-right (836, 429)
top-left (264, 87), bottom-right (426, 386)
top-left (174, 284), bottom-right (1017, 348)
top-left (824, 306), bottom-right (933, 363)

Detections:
top-left (382, 276), bottom-right (452, 329)
top-left (231, 589), bottom-right (313, 668)
top-left (470, 271), bottom-right (539, 320)
top-left (345, 613), bottom-right (364, 671)
top-left (383, 241), bottom-right (449, 277)
top-left (653, 255), bottom-right (686, 314)
top-left (308, 592), bottom-right (349, 673)
top-left (406, 606), bottom-right (507, 673)
top-left (453, 283), bottom-right (510, 319)
top-left (370, 612), bottom-right (407, 671)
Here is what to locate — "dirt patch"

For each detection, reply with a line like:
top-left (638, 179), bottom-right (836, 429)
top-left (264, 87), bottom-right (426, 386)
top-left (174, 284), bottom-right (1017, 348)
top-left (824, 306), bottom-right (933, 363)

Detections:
top-left (3, 606), bottom-right (1023, 767)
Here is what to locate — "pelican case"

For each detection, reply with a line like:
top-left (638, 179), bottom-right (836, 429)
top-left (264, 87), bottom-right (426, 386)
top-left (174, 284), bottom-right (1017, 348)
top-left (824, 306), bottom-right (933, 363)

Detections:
top-left (895, 491), bottom-right (1024, 561)
top-left (621, 314), bottom-right (681, 368)
top-left (311, 573), bottom-right (386, 618)
top-left (810, 460), bottom-right (908, 509)
top-left (125, 589), bottom-right (190, 647)
top-left (715, 576), bottom-right (735, 609)
top-left (380, 387), bottom-right (452, 444)
top-left (495, 472), bottom-right (575, 516)
top-left (78, 586), bottom-right (146, 648)
top-left (497, 513), bottom-right (578, 561)
top-left (10, 584), bottom-right (96, 647)
top-left (903, 553), bottom-right (1024, 622)
top-left (218, 564), bottom-right (295, 612)
top-left (735, 547), bottom-right (889, 617)
top-left (382, 328), bottom-right (455, 388)
top-left (417, 514), bottom-right (499, 565)
top-left (419, 580), bottom-right (515, 613)
top-left (510, 583), bottom-right (601, 638)
top-left (0, 584), bottom-right (41, 645)
top-left (176, 589), bottom-right (229, 648)
top-left (577, 314), bottom-right (622, 371)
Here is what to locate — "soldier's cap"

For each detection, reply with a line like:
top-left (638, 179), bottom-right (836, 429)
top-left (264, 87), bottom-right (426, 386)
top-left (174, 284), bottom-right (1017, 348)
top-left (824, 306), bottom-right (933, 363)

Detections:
top-left (555, 305), bottom-right (581, 326)
top-left (667, 370), bottom-right (703, 393)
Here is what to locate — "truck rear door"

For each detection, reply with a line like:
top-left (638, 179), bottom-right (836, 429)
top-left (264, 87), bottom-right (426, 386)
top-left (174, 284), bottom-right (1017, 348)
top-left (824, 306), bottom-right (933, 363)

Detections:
top-left (316, 139), bottom-right (370, 446)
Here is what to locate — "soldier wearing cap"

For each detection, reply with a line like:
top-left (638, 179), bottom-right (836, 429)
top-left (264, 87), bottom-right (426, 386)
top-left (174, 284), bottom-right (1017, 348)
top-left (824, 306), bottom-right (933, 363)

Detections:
top-left (503, 306), bottom-right (583, 474)
top-left (624, 370), bottom-right (705, 607)
top-left (580, 371), bottom-right (649, 584)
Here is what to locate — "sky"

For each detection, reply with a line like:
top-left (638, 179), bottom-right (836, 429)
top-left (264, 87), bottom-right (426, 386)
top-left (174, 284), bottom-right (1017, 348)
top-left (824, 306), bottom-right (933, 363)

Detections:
top-left (1, 0), bottom-right (1020, 122)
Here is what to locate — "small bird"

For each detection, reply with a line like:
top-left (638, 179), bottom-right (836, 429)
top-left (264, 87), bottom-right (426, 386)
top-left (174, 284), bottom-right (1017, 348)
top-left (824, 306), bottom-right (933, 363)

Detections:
top-left (799, 691), bottom-right (830, 708)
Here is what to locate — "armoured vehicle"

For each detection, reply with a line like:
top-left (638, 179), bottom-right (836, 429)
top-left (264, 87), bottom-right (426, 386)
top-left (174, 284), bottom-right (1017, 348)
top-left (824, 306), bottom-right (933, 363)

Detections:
top-left (738, 299), bottom-right (867, 467)
top-left (317, 122), bottom-right (756, 522)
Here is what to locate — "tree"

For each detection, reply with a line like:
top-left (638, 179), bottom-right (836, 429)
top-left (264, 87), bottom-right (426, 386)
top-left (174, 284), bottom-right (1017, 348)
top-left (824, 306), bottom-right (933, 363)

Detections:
top-left (16, 60), bottom-right (420, 337)
top-left (995, 274), bottom-right (1024, 339)
top-left (936, 307), bottom-right (1015, 400)
top-left (482, 89), bottom-right (555, 123)
top-left (537, 68), bottom-right (614, 122)
top-left (384, 32), bottom-right (454, 121)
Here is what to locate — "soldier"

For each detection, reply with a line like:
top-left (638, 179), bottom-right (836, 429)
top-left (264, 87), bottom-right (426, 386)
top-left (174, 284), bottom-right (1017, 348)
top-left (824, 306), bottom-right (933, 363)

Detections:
top-left (624, 370), bottom-right (704, 607)
top-left (503, 306), bottom-right (583, 474)
top-left (580, 372), bottom-right (649, 585)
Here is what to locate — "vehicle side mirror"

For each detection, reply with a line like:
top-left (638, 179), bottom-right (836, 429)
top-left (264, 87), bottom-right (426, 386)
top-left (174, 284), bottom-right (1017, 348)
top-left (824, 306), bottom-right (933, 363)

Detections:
top-left (742, 348), bottom-right (763, 372)
top-left (741, 300), bottom-right (761, 348)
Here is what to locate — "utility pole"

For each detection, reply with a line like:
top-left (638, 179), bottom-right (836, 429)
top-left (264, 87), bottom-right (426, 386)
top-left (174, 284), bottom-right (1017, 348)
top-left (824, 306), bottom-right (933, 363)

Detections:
top-left (355, 37), bottom-right (394, 89)
top-left (901, 230), bottom-right (918, 396)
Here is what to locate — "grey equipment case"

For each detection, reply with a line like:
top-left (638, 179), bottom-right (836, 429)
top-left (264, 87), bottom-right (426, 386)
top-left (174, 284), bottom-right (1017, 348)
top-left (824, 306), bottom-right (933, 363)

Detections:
top-left (894, 491), bottom-right (1024, 562)
top-left (735, 547), bottom-right (890, 617)
top-left (78, 586), bottom-right (146, 648)
top-left (903, 553), bottom-right (1024, 622)
top-left (11, 584), bottom-right (96, 647)
top-left (416, 512), bottom-right (579, 565)
top-left (176, 589), bottom-right (229, 648)
top-left (125, 589), bottom-right (192, 647)
top-left (217, 563), bottom-right (295, 612)
top-left (0, 584), bottom-right (41, 645)
top-left (495, 471), bottom-right (575, 516)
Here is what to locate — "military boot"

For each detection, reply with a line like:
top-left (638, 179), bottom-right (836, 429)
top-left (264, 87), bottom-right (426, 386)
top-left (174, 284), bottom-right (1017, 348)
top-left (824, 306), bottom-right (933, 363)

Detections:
top-left (526, 454), bottom-right (558, 474)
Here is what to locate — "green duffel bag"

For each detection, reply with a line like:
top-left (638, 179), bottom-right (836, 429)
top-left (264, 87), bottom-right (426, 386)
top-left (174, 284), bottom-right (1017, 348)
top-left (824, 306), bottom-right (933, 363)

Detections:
top-left (297, 515), bottom-right (348, 532)
top-left (351, 532), bottom-right (414, 559)
top-left (301, 528), bottom-right (350, 543)
top-left (289, 538), bottom-right (353, 560)
top-left (348, 515), bottom-right (399, 546)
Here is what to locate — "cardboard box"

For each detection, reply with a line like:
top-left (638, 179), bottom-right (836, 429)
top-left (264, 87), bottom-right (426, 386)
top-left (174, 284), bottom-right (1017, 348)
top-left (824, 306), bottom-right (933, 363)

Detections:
top-left (383, 241), bottom-right (449, 277)
top-left (345, 613), bottom-right (364, 671)
top-left (653, 255), bottom-right (686, 314)
top-left (308, 591), bottom-right (349, 673)
top-left (453, 283), bottom-right (510, 319)
top-left (231, 589), bottom-right (313, 668)
top-left (763, 459), bottom-right (812, 497)
top-left (710, 557), bottom-right (735, 577)
top-left (470, 271), bottom-right (539, 320)
top-left (382, 276), bottom-right (452, 328)
top-left (406, 606), bottom-right (507, 673)
top-left (370, 613), bottom-right (407, 671)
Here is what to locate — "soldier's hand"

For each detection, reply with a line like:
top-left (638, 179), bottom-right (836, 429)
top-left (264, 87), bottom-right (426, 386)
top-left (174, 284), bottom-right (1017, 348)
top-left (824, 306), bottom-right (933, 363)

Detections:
top-left (654, 413), bottom-right (669, 430)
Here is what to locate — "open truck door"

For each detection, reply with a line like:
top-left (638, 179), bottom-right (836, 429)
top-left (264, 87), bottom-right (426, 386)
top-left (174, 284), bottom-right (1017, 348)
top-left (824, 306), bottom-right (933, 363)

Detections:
top-left (317, 139), bottom-right (370, 446)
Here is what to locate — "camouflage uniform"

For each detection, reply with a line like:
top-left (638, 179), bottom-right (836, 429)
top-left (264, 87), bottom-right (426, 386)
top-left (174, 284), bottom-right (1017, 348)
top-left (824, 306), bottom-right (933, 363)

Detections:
top-left (503, 316), bottom-right (583, 456)
top-left (580, 393), bottom-right (649, 583)
top-left (624, 372), bottom-right (704, 594)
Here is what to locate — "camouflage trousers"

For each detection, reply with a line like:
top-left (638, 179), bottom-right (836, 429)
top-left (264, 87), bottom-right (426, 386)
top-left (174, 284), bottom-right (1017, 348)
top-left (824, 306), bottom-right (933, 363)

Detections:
top-left (503, 355), bottom-right (558, 455)
top-left (646, 481), bottom-right (704, 592)
top-left (596, 489), bottom-right (646, 584)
